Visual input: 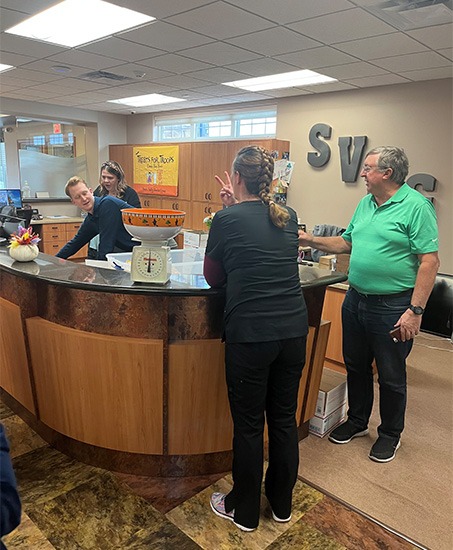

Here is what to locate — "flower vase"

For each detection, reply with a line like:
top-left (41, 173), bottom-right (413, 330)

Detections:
top-left (9, 244), bottom-right (39, 262)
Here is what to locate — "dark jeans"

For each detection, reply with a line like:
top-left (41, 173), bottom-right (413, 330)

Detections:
top-left (342, 287), bottom-right (414, 440)
top-left (224, 336), bottom-right (306, 529)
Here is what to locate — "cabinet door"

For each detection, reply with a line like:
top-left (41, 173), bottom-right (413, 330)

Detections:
top-left (191, 201), bottom-right (221, 231)
top-left (140, 196), bottom-right (162, 209)
top-left (191, 142), bottom-right (229, 203)
top-left (160, 198), bottom-right (192, 230)
top-left (321, 287), bottom-right (346, 365)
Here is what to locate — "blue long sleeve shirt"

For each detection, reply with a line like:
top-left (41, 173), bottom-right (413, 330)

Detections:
top-left (56, 196), bottom-right (135, 261)
top-left (1, 424), bottom-right (21, 543)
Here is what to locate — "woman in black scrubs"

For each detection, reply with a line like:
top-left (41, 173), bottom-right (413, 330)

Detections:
top-left (203, 146), bottom-right (308, 531)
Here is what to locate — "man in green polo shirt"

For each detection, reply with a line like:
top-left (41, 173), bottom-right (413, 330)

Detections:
top-left (299, 146), bottom-right (439, 462)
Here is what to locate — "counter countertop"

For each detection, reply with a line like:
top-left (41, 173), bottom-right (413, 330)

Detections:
top-left (31, 216), bottom-right (84, 225)
top-left (0, 248), bottom-right (347, 296)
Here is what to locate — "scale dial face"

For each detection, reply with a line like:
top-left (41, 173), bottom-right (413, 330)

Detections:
top-left (131, 246), bottom-right (170, 283)
top-left (136, 249), bottom-right (164, 278)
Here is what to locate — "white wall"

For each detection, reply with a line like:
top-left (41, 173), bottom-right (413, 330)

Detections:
top-left (277, 79), bottom-right (453, 274)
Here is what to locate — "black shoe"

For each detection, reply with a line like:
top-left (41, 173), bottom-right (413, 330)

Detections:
top-left (328, 421), bottom-right (369, 444)
top-left (369, 437), bottom-right (401, 463)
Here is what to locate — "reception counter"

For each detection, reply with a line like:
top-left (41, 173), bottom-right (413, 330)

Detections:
top-left (0, 249), bottom-right (347, 476)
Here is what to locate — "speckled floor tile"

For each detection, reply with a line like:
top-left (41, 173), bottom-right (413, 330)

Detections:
top-left (267, 521), bottom-right (347, 549)
top-left (121, 523), bottom-right (201, 549)
top-left (27, 472), bottom-right (169, 550)
top-left (302, 495), bottom-right (418, 550)
top-left (2, 414), bottom-right (47, 458)
top-left (12, 445), bottom-right (101, 508)
top-left (2, 512), bottom-right (56, 550)
top-left (114, 471), bottom-right (226, 514)
top-left (0, 399), bottom-right (15, 420)
top-left (166, 473), bottom-right (323, 550)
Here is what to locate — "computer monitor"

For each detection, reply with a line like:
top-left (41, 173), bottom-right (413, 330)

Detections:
top-left (0, 189), bottom-right (23, 209)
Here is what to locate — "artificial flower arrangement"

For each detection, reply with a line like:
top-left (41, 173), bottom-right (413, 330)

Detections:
top-left (9, 226), bottom-right (41, 249)
top-left (203, 213), bottom-right (214, 229)
top-left (8, 226), bottom-right (41, 262)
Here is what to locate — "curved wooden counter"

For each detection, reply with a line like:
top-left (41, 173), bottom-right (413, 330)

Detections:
top-left (0, 249), bottom-right (346, 476)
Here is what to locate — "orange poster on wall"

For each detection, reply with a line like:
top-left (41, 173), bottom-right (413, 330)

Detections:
top-left (133, 146), bottom-right (179, 196)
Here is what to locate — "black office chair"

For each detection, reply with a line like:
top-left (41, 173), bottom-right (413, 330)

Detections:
top-left (0, 204), bottom-right (27, 242)
top-left (421, 274), bottom-right (453, 339)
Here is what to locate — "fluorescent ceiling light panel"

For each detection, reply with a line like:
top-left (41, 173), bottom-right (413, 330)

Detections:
top-left (108, 94), bottom-right (186, 107)
top-left (0, 64), bottom-right (15, 74)
top-left (5, 0), bottom-right (155, 48)
top-left (223, 70), bottom-right (337, 91)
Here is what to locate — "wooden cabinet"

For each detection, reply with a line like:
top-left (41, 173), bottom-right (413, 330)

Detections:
top-left (109, 139), bottom-right (290, 233)
top-left (191, 201), bottom-right (220, 231)
top-left (321, 286), bottom-right (346, 368)
top-left (40, 222), bottom-right (88, 259)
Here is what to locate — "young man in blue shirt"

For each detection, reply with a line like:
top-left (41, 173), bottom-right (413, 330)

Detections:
top-left (56, 177), bottom-right (136, 261)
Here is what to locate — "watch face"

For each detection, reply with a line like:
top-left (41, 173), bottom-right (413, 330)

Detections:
top-left (410, 305), bottom-right (424, 315)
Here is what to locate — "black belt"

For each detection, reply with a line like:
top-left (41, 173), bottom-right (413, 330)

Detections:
top-left (351, 287), bottom-right (412, 300)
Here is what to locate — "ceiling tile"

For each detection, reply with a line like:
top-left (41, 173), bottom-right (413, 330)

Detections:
top-left (0, 7), bottom-right (29, 32)
top-left (146, 74), bottom-right (209, 90)
top-left (0, 33), bottom-right (66, 57)
top-left (167, 2), bottom-right (275, 40)
top-left (225, 27), bottom-right (321, 56)
top-left (225, 0), bottom-right (355, 25)
top-left (438, 48), bottom-right (453, 62)
top-left (344, 74), bottom-right (412, 87)
top-left (180, 43), bottom-right (261, 65)
top-left (20, 59), bottom-right (90, 78)
top-left (260, 87), bottom-right (313, 98)
top-left (275, 46), bottom-right (358, 69)
top-left (288, 8), bottom-right (395, 44)
top-left (334, 33), bottom-right (428, 60)
top-left (399, 66), bottom-right (453, 81)
top-left (372, 51), bottom-right (451, 72)
top-left (117, 21), bottom-right (213, 52)
top-left (100, 63), bottom-right (174, 81)
top-left (321, 61), bottom-right (388, 79)
top-left (407, 23), bottom-right (453, 50)
top-left (45, 50), bottom-right (124, 71)
top-left (226, 58), bottom-right (299, 76)
top-left (132, 54), bottom-right (213, 74)
top-left (0, 51), bottom-right (35, 67)
top-left (0, 0), bottom-right (56, 13)
top-left (300, 81), bottom-right (357, 93)
top-left (185, 67), bottom-right (252, 84)
top-left (79, 37), bottom-right (165, 63)
top-left (189, 84), bottom-right (246, 97)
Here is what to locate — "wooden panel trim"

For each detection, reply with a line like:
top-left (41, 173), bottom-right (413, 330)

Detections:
top-left (26, 317), bottom-right (164, 454)
top-left (0, 297), bottom-right (36, 413)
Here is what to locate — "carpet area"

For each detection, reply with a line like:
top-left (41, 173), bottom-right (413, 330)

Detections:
top-left (298, 333), bottom-right (453, 550)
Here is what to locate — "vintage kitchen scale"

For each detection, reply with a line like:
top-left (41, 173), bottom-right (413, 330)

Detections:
top-left (121, 208), bottom-right (185, 284)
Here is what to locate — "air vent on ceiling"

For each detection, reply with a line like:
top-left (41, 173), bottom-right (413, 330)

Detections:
top-left (81, 70), bottom-right (134, 82)
top-left (366, 0), bottom-right (452, 30)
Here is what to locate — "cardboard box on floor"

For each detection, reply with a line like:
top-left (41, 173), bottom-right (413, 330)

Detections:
top-left (309, 402), bottom-right (347, 437)
top-left (315, 368), bottom-right (347, 417)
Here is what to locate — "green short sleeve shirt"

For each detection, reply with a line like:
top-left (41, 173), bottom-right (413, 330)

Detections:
top-left (342, 184), bottom-right (438, 295)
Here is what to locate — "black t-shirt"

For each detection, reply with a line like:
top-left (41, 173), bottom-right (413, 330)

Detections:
top-left (206, 201), bottom-right (308, 343)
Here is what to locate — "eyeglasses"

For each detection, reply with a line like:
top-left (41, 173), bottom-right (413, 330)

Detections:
top-left (362, 164), bottom-right (380, 173)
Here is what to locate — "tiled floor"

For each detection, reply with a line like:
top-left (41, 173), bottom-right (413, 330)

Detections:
top-left (1, 401), bottom-right (418, 550)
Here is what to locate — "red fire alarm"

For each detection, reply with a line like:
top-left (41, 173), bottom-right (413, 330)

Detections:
top-left (53, 123), bottom-right (62, 134)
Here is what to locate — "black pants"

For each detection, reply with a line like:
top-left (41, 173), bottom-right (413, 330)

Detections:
top-left (224, 336), bottom-right (306, 529)
top-left (342, 288), bottom-right (413, 439)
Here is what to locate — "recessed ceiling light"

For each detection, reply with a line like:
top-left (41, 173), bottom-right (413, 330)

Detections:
top-left (108, 94), bottom-right (186, 107)
top-left (223, 70), bottom-right (337, 92)
top-left (5, 0), bottom-right (155, 48)
top-left (0, 64), bottom-right (15, 74)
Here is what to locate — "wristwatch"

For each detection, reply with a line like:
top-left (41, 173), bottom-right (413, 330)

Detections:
top-left (409, 304), bottom-right (425, 315)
